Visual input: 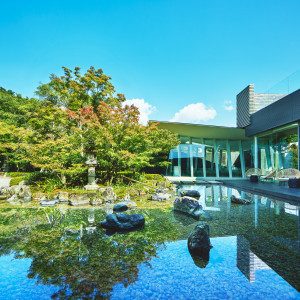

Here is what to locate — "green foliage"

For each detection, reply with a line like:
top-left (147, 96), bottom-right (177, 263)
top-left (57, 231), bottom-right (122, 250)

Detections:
top-left (35, 66), bottom-right (126, 110)
top-left (142, 174), bottom-right (164, 181)
top-left (0, 87), bottom-right (42, 127)
top-left (0, 122), bottom-right (33, 171)
top-left (0, 67), bottom-right (179, 186)
top-left (26, 172), bottom-right (63, 192)
top-left (67, 103), bottom-right (179, 183)
top-left (7, 172), bottom-right (30, 177)
top-left (9, 176), bottom-right (25, 186)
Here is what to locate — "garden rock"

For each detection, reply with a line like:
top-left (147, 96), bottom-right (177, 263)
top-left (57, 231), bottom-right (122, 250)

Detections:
top-left (151, 193), bottom-right (171, 201)
top-left (100, 213), bottom-right (145, 231)
top-left (18, 180), bottom-right (25, 187)
top-left (188, 222), bottom-right (213, 263)
top-left (7, 194), bottom-right (18, 203)
top-left (40, 199), bottom-right (59, 207)
top-left (180, 190), bottom-right (200, 198)
top-left (18, 186), bottom-right (31, 202)
top-left (54, 191), bottom-right (69, 203)
top-left (101, 187), bottom-right (117, 203)
top-left (33, 193), bottom-right (46, 201)
top-left (230, 195), bottom-right (252, 205)
top-left (69, 193), bottom-right (93, 206)
top-left (0, 194), bottom-right (9, 200)
top-left (122, 194), bottom-right (130, 201)
top-left (137, 189), bottom-right (146, 197)
top-left (174, 196), bottom-right (212, 220)
top-left (91, 198), bottom-right (103, 206)
top-left (113, 201), bottom-right (137, 212)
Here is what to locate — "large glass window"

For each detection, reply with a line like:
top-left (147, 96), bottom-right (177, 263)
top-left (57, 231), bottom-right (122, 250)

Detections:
top-left (258, 123), bottom-right (298, 174)
top-left (192, 138), bottom-right (204, 177)
top-left (166, 147), bottom-right (179, 176)
top-left (180, 144), bottom-right (191, 177)
top-left (230, 140), bottom-right (242, 177)
top-left (166, 136), bottom-right (250, 178)
top-left (205, 147), bottom-right (216, 177)
top-left (242, 140), bottom-right (254, 172)
top-left (216, 140), bottom-right (229, 177)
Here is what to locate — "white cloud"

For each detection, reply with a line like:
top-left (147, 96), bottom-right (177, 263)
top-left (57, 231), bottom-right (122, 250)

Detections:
top-left (223, 100), bottom-right (234, 111)
top-left (224, 105), bottom-right (234, 111)
top-left (169, 102), bottom-right (216, 123)
top-left (123, 98), bottom-right (156, 125)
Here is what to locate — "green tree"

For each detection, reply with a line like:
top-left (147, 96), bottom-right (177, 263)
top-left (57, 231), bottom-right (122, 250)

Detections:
top-left (25, 105), bottom-right (84, 186)
top-left (0, 87), bottom-right (42, 126)
top-left (36, 66), bottom-right (126, 111)
top-left (0, 122), bottom-right (32, 171)
top-left (67, 103), bottom-right (179, 183)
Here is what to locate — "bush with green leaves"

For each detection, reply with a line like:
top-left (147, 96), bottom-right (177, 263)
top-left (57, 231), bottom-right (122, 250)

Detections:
top-left (9, 176), bottom-right (25, 186)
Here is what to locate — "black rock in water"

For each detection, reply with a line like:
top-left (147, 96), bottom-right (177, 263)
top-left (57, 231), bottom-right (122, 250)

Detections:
top-left (100, 214), bottom-right (145, 231)
top-left (230, 195), bottom-right (252, 205)
top-left (174, 196), bottom-right (212, 220)
top-left (113, 201), bottom-right (137, 212)
top-left (113, 203), bottom-right (129, 212)
top-left (188, 222), bottom-right (213, 265)
top-left (180, 190), bottom-right (200, 198)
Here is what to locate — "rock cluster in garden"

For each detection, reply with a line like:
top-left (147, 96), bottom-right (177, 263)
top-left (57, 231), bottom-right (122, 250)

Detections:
top-left (0, 181), bottom-right (31, 204)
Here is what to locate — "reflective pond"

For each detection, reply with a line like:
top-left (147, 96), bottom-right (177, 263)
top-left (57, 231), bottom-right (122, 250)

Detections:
top-left (0, 185), bottom-right (299, 299)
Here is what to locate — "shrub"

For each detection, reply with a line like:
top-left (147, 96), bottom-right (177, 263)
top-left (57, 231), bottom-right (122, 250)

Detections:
top-left (142, 174), bottom-right (164, 181)
top-left (26, 171), bottom-right (63, 192)
top-left (9, 176), bottom-right (25, 186)
top-left (7, 172), bottom-right (30, 178)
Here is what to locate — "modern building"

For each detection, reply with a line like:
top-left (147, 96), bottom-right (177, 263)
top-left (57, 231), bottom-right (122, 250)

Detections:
top-left (155, 86), bottom-right (300, 179)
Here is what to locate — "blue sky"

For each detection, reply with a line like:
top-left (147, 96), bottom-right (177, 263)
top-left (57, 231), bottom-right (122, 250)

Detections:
top-left (0, 0), bottom-right (300, 126)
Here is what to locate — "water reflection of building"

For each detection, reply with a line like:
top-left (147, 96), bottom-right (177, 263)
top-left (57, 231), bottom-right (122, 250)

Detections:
top-left (178, 185), bottom-right (300, 289)
top-left (237, 235), bottom-right (271, 282)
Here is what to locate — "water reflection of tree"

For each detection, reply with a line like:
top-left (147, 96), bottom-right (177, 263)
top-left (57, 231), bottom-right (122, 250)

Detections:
top-left (0, 208), bottom-right (180, 299)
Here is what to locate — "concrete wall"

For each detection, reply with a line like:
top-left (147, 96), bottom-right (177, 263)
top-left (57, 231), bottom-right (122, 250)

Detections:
top-left (236, 85), bottom-right (253, 128)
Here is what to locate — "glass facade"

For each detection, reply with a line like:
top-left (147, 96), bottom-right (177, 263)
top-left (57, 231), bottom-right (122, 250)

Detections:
top-left (257, 123), bottom-right (298, 174)
top-left (166, 136), bottom-right (249, 178)
top-left (166, 122), bottom-right (299, 178)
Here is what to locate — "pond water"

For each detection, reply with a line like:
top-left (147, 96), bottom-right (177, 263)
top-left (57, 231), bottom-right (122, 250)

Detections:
top-left (0, 185), bottom-right (299, 299)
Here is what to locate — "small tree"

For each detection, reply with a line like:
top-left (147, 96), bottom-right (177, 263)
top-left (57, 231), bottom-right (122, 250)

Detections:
top-left (25, 106), bottom-right (84, 186)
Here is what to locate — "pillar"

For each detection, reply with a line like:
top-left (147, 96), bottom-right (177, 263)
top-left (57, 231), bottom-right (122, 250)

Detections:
top-left (214, 140), bottom-right (219, 178)
top-left (226, 140), bottom-right (232, 178)
top-left (239, 140), bottom-right (245, 178)
top-left (254, 136), bottom-right (258, 169)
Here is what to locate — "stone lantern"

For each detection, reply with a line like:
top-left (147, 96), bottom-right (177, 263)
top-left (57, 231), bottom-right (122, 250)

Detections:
top-left (84, 145), bottom-right (100, 191)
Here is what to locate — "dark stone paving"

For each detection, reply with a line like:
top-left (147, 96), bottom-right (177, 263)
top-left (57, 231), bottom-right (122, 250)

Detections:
top-left (222, 180), bottom-right (300, 205)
